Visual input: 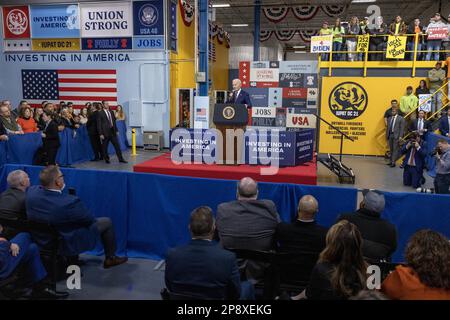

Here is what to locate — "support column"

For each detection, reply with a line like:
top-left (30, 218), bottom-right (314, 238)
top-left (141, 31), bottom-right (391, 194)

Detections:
top-left (198, 0), bottom-right (209, 96)
top-left (253, 0), bottom-right (261, 61)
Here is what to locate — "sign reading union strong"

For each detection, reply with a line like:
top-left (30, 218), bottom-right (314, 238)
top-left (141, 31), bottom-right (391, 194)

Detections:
top-left (328, 82), bottom-right (368, 120)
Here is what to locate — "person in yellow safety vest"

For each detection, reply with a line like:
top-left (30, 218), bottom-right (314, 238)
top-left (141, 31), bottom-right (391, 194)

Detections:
top-left (319, 21), bottom-right (332, 61)
top-left (400, 86), bottom-right (419, 122)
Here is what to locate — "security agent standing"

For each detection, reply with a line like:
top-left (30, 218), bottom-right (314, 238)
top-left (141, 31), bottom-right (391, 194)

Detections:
top-left (434, 139), bottom-right (450, 194)
top-left (401, 133), bottom-right (427, 189)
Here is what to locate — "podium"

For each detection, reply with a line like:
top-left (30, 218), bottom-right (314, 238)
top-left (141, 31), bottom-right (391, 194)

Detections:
top-left (213, 104), bottom-right (248, 165)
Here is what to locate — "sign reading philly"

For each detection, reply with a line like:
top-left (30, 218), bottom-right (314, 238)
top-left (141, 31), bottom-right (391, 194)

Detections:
top-left (30, 5), bottom-right (80, 38)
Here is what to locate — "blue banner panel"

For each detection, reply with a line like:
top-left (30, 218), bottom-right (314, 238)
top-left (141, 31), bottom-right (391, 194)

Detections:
top-left (133, 0), bottom-right (165, 36)
top-left (169, 0), bottom-right (177, 51)
top-left (295, 129), bottom-right (314, 164)
top-left (30, 4), bottom-right (80, 38)
top-left (279, 73), bottom-right (303, 88)
top-left (247, 88), bottom-right (269, 107)
top-left (132, 36), bottom-right (164, 50)
top-left (81, 37), bottom-right (132, 50)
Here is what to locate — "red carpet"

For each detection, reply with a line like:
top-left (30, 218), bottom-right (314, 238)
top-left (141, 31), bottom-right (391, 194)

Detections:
top-left (133, 153), bottom-right (317, 185)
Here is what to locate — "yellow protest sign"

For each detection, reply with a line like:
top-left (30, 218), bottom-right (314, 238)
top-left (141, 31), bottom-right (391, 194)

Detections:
top-left (32, 38), bottom-right (81, 52)
top-left (386, 36), bottom-right (407, 59)
top-left (357, 35), bottom-right (370, 53)
top-left (319, 77), bottom-right (426, 156)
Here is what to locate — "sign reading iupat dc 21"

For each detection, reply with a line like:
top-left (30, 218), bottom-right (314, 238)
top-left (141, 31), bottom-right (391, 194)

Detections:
top-left (30, 5), bottom-right (80, 38)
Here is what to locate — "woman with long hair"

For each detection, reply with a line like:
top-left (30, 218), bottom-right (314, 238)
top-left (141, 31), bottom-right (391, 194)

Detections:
top-left (16, 106), bottom-right (38, 133)
top-left (346, 17), bottom-right (360, 62)
top-left (115, 104), bottom-right (126, 121)
top-left (415, 80), bottom-right (430, 96)
top-left (382, 230), bottom-right (450, 300)
top-left (294, 220), bottom-right (368, 300)
top-left (79, 107), bottom-right (88, 125)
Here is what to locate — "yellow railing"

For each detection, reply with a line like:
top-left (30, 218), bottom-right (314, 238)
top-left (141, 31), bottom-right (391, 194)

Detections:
top-left (319, 33), bottom-right (450, 77)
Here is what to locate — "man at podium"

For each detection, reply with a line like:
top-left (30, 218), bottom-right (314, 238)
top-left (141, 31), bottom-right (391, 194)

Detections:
top-left (227, 79), bottom-right (252, 109)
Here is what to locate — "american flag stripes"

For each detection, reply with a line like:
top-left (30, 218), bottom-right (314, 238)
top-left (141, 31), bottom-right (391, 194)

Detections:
top-left (22, 69), bottom-right (118, 108)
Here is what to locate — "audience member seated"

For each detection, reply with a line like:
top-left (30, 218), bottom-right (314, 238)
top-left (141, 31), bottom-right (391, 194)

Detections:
top-left (401, 133), bottom-right (427, 189)
top-left (26, 165), bottom-right (128, 268)
top-left (216, 177), bottom-right (280, 252)
top-left (0, 170), bottom-right (30, 239)
top-left (439, 107), bottom-right (450, 137)
top-left (0, 103), bottom-right (23, 135)
top-left (0, 230), bottom-right (68, 299)
top-left (165, 206), bottom-right (254, 300)
top-left (293, 220), bottom-right (368, 300)
top-left (337, 190), bottom-right (397, 261)
top-left (276, 195), bottom-right (327, 254)
top-left (16, 107), bottom-right (38, 133)
top-left (382, 230), bottom-right (450, 300)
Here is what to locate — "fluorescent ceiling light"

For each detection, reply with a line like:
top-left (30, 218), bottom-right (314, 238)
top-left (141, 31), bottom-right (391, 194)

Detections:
top-left (293, 45), bottom-right (306, 49)
top-left (294, 51), bottom-right (306, 53)
top-left (231, 24), bottom-right (248, 27)
top-left (351, 0), bottom-right (376, 3)
top-left (212, 4), bottom-right (231, 8)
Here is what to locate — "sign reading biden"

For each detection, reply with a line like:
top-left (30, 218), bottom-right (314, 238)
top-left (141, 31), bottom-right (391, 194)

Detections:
top-left (133, 0), bottom-right (164, 36)
top-left (80, 2), bottom-right (132, 38)
top-left (30, 5), bottom-right (80, 39)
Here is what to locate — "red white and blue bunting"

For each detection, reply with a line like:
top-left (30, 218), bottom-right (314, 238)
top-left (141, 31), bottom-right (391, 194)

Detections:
top-left (321, 5), bottom-right (347, 17)
top-left (274, 29), bottom-right (296, 41)
top-left (292, 6), bottom-right (319, 21)
top-left (259, 29), bottom-right (319, 43)
top-left (262, 5), bottom-right (347, 23)
top-left (179, 0), bottom-right (194, 26)
top-left (262, 6), bottom-right (290, 23)
top-left (298, 29), bottom-right (319, 43)
top-left (259, 30), bottom-right (273, 42)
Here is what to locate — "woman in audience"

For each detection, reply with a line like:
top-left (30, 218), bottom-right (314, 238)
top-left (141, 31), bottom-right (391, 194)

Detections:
top-left (293, 220), bottom-right (367, 300)
top-left (79, 107), bottom-right (88, 125)
top-left (382, 229), bottom-right (450, 300)
top-left (331, 18), bottom-right (345, 61)
top-left (16, 106), bottom-right (38, 133)
top-left (115, 104), bottom-right (126, 121)
top-left (346, 17), bottom-right (360, 62)
top-left (415, 80), bottom-right (430, 96)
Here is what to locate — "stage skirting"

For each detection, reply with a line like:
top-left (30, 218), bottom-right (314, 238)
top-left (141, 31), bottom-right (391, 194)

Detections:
top-left (133, 153), bottom-right (317, 185)
top-left (0, 121), bottom-right (129, 167)
top-left (1, 165), bottom-right (449, 263)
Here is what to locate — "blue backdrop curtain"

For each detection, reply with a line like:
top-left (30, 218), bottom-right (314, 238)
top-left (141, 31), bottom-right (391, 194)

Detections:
top-left (1, 164), bottom-right (448, 262)
top-left (0, 121), bottom-right (129, 167)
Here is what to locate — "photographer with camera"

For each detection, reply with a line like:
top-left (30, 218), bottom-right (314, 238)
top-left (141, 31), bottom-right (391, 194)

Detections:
top-left (433, 139), bottom-right (450, 194)
top-left (401, 133), bottom-right (427, 189)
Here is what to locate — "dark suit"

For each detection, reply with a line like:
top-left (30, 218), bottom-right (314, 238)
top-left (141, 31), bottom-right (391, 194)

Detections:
top-left (216, 200), bottom-right (280, 251)
top-left (165, 240), bottom-right (244, 299)
top-left (337, 209), bottom-right (397, 261)
top-left (0, 188), bottom-right (27, 239)
top-left (86, 111), bottom-right (102, 160)
top-left (276, 220), bottom-right (328, 254)
top-left (439, 116), bottom-right (450, 137)
top-left (42, 120), bottom-right (60, 165)
top-left (96, 109), bottom-right (124, 162)
top-left (26, 186), bottom-right (99, 256)
top-left (409, 118), bottom-right (432, 137)
top-left (386, 115), bottom-right (406, 164)
top-left (0, 121), bottom-right (6, 136)
top-left (226, 90), bottom-right (252, 108)
top-left (401, 141), bottom-right (427, 188)
top-left (0, 233), bottom-right (47, 284)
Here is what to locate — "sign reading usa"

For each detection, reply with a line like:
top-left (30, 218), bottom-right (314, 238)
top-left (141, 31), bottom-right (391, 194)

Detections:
top-left (133, 0), bottom-right (164, 36)
top-left (2, 6), bottom-right (31, 39)
top-left (80, 2), bottom-right (132, 38)
top-left (82, 37), bottom-right (132, 50)
top-left (30, 5), bottom-right (80, 39)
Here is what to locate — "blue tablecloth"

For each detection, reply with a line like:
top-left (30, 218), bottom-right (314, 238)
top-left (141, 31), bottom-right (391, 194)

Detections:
top-left (0, 121), bottom-right (129, 166)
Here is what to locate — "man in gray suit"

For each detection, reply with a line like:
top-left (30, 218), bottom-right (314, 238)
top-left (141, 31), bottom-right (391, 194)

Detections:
top-left (216, 177), bottom-right (280, 251)
top-left (386, 106), bottom-right (406, 167)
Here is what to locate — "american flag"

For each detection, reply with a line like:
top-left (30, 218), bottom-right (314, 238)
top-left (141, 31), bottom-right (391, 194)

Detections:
top-left (196, 108), bottom-right (206, 116)
top-left (22, 69), bottom-right (118, 108)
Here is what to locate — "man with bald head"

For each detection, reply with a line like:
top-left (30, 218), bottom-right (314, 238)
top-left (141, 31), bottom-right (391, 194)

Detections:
top-left (0, 170), bottom-right (30, 238)
top-left (276, 195), bottom-right (328, 254)
top-left (226, 79), bottom-right (252, 109)
top-left (216, 177), bottom-right (280, 252)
